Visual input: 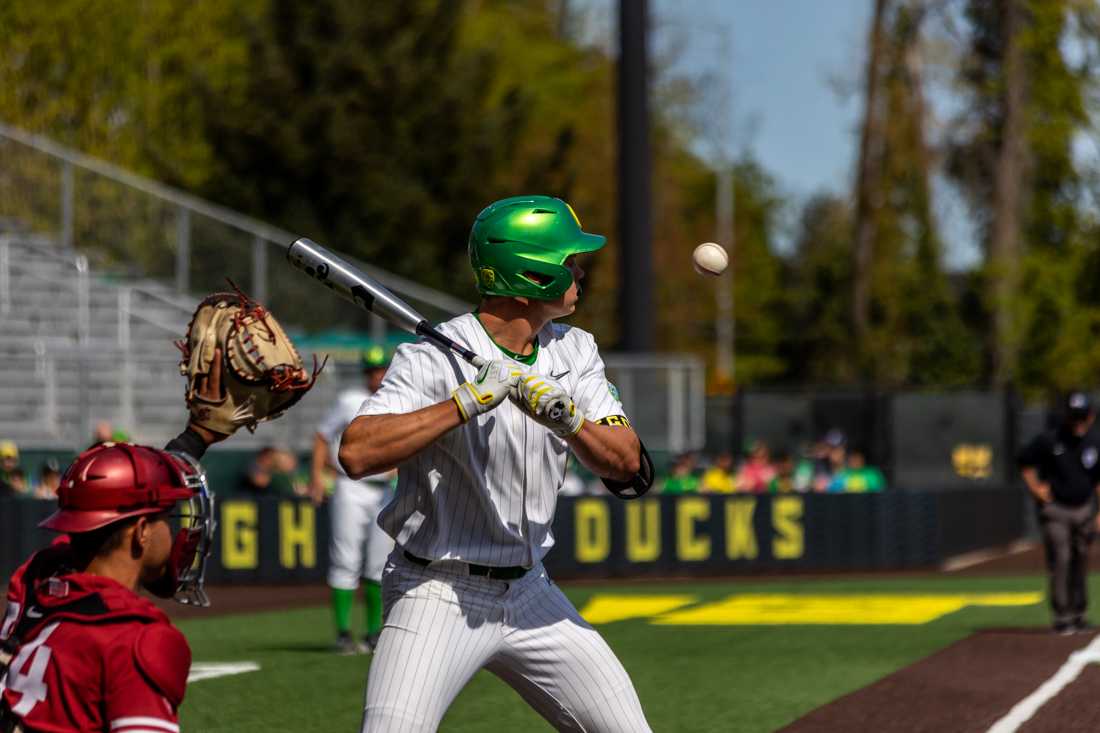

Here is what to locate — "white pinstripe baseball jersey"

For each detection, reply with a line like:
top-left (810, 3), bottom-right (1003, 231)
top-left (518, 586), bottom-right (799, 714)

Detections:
top-left (358, 312), bottom-right (625, 568)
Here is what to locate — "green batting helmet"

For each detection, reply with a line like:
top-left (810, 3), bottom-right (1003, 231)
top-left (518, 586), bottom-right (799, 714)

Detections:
top-left (469, 195), bottom-right (606, 300)
top-left (361, 344), bottom-right (391, 370)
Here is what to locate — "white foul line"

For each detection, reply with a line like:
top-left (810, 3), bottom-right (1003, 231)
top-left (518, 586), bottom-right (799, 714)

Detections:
top-left (942, 540), bottom-right (1036, 573)
top-left (987, 635), bottom-right (1100, 733)
top-left (187, 662), bottom-right (261, 683)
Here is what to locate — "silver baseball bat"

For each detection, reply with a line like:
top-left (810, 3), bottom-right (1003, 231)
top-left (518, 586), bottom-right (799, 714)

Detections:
top-left (286, 238), bottom-right (487, 369)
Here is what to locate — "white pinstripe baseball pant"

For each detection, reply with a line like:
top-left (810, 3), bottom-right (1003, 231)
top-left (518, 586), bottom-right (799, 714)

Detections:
top-left (361, 551), bottom-right (651, 732)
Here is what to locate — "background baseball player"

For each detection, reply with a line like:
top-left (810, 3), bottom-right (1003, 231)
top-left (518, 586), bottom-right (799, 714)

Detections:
top-left (311, 345), bottom-right (396, 654)
top-left (340, 196), bottom-right (655, 732)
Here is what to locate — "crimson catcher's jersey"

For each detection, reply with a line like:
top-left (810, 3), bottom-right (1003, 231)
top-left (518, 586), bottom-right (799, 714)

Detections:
top-left (1, 540), bottom-right (190, 733)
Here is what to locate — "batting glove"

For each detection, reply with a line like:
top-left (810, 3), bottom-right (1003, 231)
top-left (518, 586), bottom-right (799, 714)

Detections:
top-left (515, 373), bottom-right (584, 438)
top-left (452, 360), bottom-right (525, 423)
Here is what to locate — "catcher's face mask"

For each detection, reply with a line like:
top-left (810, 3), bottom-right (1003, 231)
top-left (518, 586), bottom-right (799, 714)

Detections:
top-left (145, 452), bottom-right (216, 606)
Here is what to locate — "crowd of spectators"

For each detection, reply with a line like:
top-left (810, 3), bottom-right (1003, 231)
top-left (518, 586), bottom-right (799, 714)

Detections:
top-left (0, 441), bottom-right (63, 501)
top-left (1, 426), bottom-right (885, 503)
top-left (656, 429), bottom-right (886, 495)
top-left (238, 445), bottom-right (312, 499)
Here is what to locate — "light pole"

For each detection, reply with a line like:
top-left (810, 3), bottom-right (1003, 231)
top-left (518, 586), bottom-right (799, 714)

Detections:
top-left (710, 23), bottom-right (735, 390)
top-left (715, 165), bottom-right (734, 387)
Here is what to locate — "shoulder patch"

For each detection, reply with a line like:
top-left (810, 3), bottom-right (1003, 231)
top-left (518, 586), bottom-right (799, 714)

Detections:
top-left (607, 381), bottom-right (620, 402)
top-left (134, 623), bottom-right (191, 707)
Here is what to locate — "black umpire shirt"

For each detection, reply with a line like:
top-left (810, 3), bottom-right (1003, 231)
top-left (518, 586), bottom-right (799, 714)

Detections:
top-left (1018, 426), bottom-right (1100, 507)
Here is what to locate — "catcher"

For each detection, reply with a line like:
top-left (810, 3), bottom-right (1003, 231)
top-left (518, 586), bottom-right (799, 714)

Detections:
top-left (0, 286), bottom-right (318, 732)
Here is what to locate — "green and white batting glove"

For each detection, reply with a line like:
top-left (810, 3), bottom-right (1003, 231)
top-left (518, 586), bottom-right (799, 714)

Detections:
top-left (515, 373), bottom-right (585, 438)
top-left (452, 360), bottom-right (525, 423)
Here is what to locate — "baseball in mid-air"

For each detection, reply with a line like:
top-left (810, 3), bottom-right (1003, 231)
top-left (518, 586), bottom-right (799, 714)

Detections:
top-left (692, 242), bottom-right (728, 276)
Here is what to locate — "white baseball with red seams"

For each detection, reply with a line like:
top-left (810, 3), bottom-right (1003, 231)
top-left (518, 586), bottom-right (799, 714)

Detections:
top-left (355, 312), bottom-right (651, 732)
top-left (692, 241), bottom-right (729, 276)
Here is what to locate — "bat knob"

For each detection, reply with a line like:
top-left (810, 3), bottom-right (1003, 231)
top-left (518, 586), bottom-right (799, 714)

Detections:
top-left (547, 400), bottom-right (565, 421)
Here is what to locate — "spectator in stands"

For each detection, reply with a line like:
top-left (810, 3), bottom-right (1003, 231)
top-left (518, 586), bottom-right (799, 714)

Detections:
top-left (0, 440), bottom-right (21, 492)
top-left (34, 459), bottom-right (62, 500)
top-left (91, 420), bottom-right (114, 446)
top-left (828, 449), bottom-right (886, 493)
top-left (240, 446), bottom-right (300, 497)
top-left (5, 469), bottom-right (29, 498)
top-left (736, 440), bottom-right (776, 493)
top-left (792, 443), bottom-right (816, 492)
top-left (806, 429), bottom-right (847, 492)
top-left (768, 450), bottom-right (797, 493)
top-left (700, 452), bottom-right (737, 493)
top-left (661, 453), bottom-right (700, 494)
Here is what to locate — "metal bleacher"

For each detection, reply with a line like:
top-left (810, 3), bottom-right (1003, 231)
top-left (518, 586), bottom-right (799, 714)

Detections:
top-left (0, 121), bottom-right (471, 452)
top-left (0, 228), bottom-right (367, 451)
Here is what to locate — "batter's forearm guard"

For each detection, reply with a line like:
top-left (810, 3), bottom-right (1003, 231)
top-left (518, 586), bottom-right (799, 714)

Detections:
top-left (600, 440), bottom-right (655, 500)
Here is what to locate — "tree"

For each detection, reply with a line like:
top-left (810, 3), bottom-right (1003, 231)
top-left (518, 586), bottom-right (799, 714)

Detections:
top-left (852, 0), bottom-right (889, 357)
top-left (0, 1), bottom-right (260, 273)
top-left (946, 0), bottom-right (1099, 393)
top-left (781, 194), bottom-right (858, 384)
top-left (846, 0), bottom-right (979, 386)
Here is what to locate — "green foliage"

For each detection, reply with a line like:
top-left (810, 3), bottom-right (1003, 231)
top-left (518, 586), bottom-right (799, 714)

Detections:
top-left (651, 152), bottom-right (787, 387)
top-left (781, 195), bottom-right (858, 384)
top-left (198, 0), bottom-right (521, 299)
top-left (0, 0), bottom-right (258, 186)
top-left (947, 0), bottom-right (1100, 393)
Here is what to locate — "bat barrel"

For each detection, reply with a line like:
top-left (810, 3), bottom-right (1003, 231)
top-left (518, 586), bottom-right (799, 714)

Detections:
top-left (287, 238), bottom-right (426, 335)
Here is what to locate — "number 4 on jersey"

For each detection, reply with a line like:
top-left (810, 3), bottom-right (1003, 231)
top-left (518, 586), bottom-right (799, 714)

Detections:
top-left (1, 621), bottom-right (59, 716)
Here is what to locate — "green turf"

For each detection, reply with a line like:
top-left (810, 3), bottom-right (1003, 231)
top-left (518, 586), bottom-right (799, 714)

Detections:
top-left (177, 574), bottom-right (1070, 732)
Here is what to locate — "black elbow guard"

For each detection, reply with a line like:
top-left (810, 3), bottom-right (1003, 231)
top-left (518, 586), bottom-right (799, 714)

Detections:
top-left (600, 441), bottom-right (655, 500)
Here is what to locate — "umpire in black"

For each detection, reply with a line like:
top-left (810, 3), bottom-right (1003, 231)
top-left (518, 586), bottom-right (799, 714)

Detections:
top-left (1019, 391), bottom-right (1100, 634)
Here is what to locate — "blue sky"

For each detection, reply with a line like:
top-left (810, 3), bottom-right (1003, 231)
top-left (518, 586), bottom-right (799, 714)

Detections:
top-left (658, 0), bottom-right (870, 198)
top-left (576, 0), bottom-right (983, 269)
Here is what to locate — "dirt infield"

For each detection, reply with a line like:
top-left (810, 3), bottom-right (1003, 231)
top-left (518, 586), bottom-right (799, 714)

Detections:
top-left (779, 628), bottom-right (1100, 733)
top-left (154, 583), bottom-right (331, 620)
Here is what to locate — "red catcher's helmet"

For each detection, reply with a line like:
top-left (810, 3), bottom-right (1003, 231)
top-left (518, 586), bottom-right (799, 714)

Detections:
top-left (40, 443), bottom-right (195, 533)
top-left (38, 443), bottom-right (216, 606)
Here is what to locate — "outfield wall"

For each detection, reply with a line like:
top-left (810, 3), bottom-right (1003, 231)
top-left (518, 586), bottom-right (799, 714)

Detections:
top-left (0, 490), bottom-right (1024, 583)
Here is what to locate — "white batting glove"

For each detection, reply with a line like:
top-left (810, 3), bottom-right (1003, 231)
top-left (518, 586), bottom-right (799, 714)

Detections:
top-left (515, 373), bottom-right (584, 438)
top-left (452, 360), bottom-right (525, 423)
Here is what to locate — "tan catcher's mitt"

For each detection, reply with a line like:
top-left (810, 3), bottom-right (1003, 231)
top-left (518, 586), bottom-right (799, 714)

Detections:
top-left (177, 282), bottom-right (324, 436)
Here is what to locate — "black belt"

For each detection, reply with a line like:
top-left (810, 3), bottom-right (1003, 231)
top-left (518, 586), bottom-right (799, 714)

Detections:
top-left (403, 550), bottom-right (529, 581)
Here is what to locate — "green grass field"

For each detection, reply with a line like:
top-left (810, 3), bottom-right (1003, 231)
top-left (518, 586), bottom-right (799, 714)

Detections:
top-left (178, 574), bottom-right (1065, 732)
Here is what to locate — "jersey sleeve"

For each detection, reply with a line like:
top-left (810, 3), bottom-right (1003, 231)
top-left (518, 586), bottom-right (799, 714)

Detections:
top-left (104, 624), bottom-right (189, 732)
top-left (572, 335), bottom-right (627, 423)
top-left (360, 342), bottom-right (451, 417)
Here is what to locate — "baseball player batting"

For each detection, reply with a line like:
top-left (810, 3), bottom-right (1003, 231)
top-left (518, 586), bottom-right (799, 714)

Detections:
top-left (311, 345), bottom-right (396, 654)
top-left (339, 195), bottom-right (655, 732)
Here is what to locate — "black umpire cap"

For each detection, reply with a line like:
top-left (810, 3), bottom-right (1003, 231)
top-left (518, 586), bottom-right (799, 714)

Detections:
top-left (1066, 391), bottom-right (1093, 420)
